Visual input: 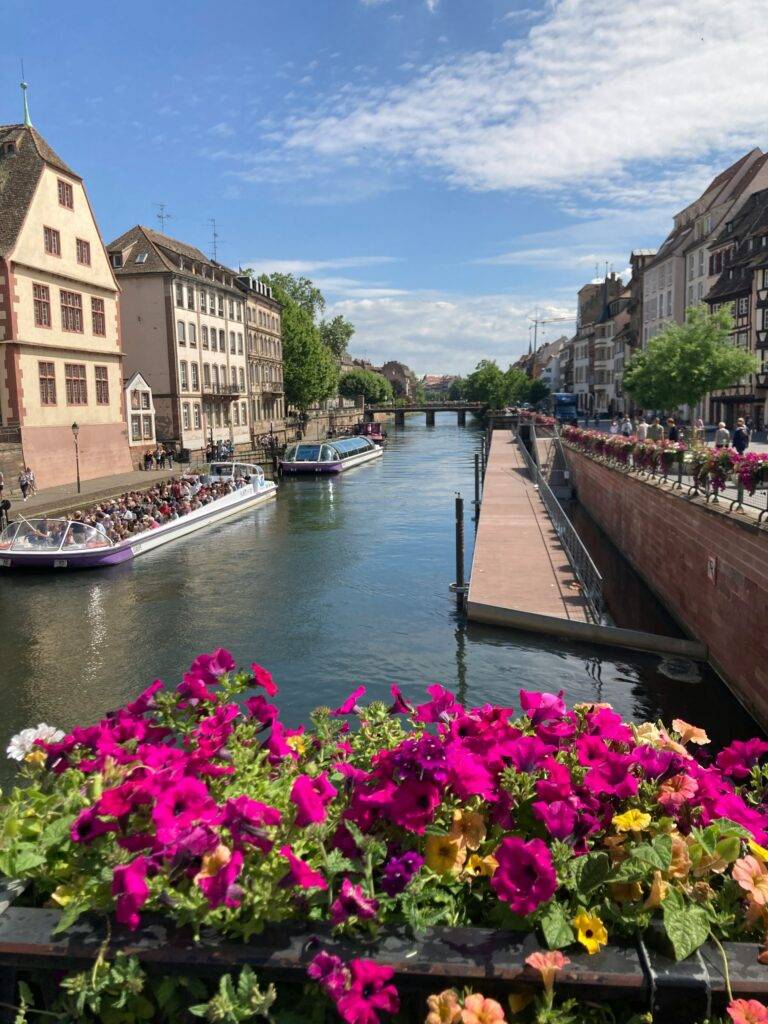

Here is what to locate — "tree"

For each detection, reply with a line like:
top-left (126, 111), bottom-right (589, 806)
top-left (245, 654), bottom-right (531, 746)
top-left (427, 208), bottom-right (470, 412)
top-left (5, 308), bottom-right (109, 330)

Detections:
top-left (320, 315), bottom-right (355, 358)
top-left (466, 360), bottom-right (510, 408)
top-left (257, 272), bottom-right (326, 322)
top-left (449, 377), bottom-right (468, 401)
top-left (270, 284), bottom-right (339, 412)
top-left (505, 366), bottom-right (531, 405)
top-left (623, 306), bottom-right (758, 412)
top-left (526, 379), bottom-right (551, 405)
top-left (339, 368), bottom-right (393, 404)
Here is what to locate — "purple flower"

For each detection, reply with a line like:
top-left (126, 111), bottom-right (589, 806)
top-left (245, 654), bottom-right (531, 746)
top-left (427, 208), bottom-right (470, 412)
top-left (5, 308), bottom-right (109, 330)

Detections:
top-left (244, 695), bottom-right (278, 728)
top-left (112, 856), bottom-right (150, 930)
top-left (519, 689), bottom-right (566, 726)
top-left (308, 951), bottom-right (349, 1001)
top-left (188, 648), bottom-right (236, 686)
top-left (279, 845), bottom-right (328, 890)
top-left (414, 685), bottom-right (461, 723)
top-left (386, 780), bottom-right (440, 834)
top-left (491, 837), bottom-right (557, 916)
top-left (223, 795), bottom-right (282, 851)
top-left (290, 773), bottom-right (338, 826)
top-left (330, 878), bottom-right (379, 925)
top-left (506, 736), bottom-right (555, 773)
top-left (716, 739), bottom-right (768, 781)
top-left (532, 799), bottom-right (578, 840)
top-left (388, 685), bottom-right (413, 715)
top-left (331, 686), bottom-right (366, 716)
top-left (585, 754), bottom-right (638, 798)
top-left (380, 851), bottom-right (424, 896)
top-left (70, 807), bottom-right (116, 844)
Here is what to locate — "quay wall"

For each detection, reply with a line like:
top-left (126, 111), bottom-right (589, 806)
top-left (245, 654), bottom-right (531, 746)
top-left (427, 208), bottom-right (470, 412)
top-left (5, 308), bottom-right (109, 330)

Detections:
top-left (564, 446), bottom-right (768, 728)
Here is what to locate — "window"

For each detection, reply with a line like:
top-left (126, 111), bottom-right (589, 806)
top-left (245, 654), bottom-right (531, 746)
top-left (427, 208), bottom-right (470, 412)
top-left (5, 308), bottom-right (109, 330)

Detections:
top-left (236, 302), bottom-right (242, 321)
top-left (182, 403), bottom-right (190, 430)
top-left (143, 415), bottom-right (153, 439)
top-left (203, 364), bottom-right (211, 387)
top-left (200, 291), bottom-right (207, 313)
top-left (187, 286), bottom-right (194, 310)
top-left (141, 391), bottom-right (150, 409)
top-left (202, 326), bottom-right (209, 348)
top-left (194, 404), bottom-right (201, 429)
top-left (241, 401), bottom-right (247, 424)
top-left (231, 367), bottom-right (238, 386)
top-left (131, 390), bottom-right (141, 410)
top-left (736, 332), bottom-right (749, 348)
top-left (237, 332), bottom-right (243, 354)
top-left (94, 365), bottom-right (109, 405)
top-left (239, 367), bottom-right (245, 391)
top-left (191, 363), bottom-right (199, 390)
top-left (33, 283), bottom-right (51, 327)
top-left (177, 321), bottom-right (186, 344)
top-left (91, 297), bottom-right (106, 336)
top-left (738, 296), bottom-right (750, 316)
top-left (76, 238), bottom-right (91, 265)
top-left (38, 361), bottom-right (56, 405)
top-left (176, 283), bottom-right (184, 307)
top-left (215, 405), bottom-right (222, 427)
top-left (666, 291), bottom-right (672, 316)
top-left (218, 296), bottom-right (224, 316)
top-left (230, 331), bottom-right (236, 353)
top-left (111, 252), bottom-right (123, 268)
top-left (228, 299), bottom-right (234, 319)
top-left (697, 282), bottom-right (704, 301)
top-left (60, 290), bottom-right (83, 332)
top-left (57, 179), bottom-right (73, 209)
top-left (219, 329), bottom-right (225, 350)
top-left (180, 361), bottom-right (189, 391)
top-left (233, 404), bottom-right (240, 426)
top-left (209, 291), bottom-right (216, 314)
top-left (688, 285), bottom-right (694, 305)
top-left (131, 415), bottom-right (141, 441)
top-left (189, 323), bottom-right (197, 346)
top-left (698, 249), bottom-right (704, 276)
top-left (44, 226), bottom-right (61, 256)
top-left (65, 363), bottom-right (87, 405)
top-left (212, 365), bottom-right (219, 387)
top-left (134, 252), bottom-right (148, 264)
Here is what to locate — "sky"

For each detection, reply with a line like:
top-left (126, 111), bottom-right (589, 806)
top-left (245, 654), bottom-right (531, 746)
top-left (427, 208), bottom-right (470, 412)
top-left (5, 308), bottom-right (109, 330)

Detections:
top-left (3, 0), bottom-right (768, 375)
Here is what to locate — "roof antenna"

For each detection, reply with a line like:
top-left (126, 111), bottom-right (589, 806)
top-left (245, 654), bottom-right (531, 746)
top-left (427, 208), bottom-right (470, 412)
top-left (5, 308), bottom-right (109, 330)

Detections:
top-left (207, 218), bottom-right (220, 262)
top-left (20, 61), bottom-right (32, 128)
top-left (154, 203), bottom-right (172, 232)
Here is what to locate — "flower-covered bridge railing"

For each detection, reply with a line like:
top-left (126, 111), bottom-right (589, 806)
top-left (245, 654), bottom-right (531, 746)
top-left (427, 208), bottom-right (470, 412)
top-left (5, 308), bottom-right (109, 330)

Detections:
top-left (561, 426), bottom-right (768, 519)
top-left (3, 651), bottom-right (768, 1022)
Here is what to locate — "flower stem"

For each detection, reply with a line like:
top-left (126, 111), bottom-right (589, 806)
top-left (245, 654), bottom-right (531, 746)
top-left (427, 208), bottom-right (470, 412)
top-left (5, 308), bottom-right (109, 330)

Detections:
top-left (710, 932), bottom-right (733, 1004)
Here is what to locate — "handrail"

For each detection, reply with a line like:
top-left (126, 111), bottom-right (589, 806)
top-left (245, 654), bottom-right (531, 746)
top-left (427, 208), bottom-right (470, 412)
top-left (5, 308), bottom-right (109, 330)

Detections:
top-left (517, 430), bottom-right (604, 622)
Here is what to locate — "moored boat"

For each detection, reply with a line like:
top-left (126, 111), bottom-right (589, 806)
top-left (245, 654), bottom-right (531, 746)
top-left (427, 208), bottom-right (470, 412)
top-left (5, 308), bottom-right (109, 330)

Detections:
top-left (0, 465), bottom-right (276, 570)
top-left (279, 436), bottom-right (383, 475)
top-left (354, 421), bottom-right (387, 445)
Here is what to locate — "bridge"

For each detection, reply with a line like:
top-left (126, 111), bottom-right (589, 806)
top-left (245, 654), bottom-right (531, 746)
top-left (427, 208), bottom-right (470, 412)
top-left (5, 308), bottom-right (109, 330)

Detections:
top-left (364, 401), bottom-right (483, 426)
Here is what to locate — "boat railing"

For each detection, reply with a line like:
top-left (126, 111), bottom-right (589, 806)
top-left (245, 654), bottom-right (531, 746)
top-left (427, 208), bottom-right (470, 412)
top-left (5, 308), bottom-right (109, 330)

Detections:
top-left (0, 519), bottom-right (114, 554)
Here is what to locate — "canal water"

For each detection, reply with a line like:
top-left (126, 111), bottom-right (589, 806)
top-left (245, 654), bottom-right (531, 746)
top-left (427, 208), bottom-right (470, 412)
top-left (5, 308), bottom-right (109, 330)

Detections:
top-left (0, 414), bottom-right (756, 784)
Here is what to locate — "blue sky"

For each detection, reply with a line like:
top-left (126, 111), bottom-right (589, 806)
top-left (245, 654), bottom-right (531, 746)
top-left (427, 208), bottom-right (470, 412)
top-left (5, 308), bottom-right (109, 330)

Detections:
top-left (3, 0), bottom-right (767, 374)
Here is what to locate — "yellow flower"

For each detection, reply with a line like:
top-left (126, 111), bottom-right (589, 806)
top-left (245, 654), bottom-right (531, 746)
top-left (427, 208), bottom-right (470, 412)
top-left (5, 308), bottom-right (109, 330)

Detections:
top-left (51, 884), bottom-right (77, 907)
top-left (633, 722), bottom-right (662, 747)
top-left (572, 910), bottom-right (608, 955)
top-left (465, 853), bottom-right (498, 878)
top-left (425, 834), bottom-right (467, 876)
top-left (643, 871), bottom-right (669, 910)
top-left (24, 749), bottom-right (47, 768)
top-left (286, 735), bottom-right (307, 756)
top-left (449, 809), bottom-right (486, 851)
top-left (612, 810), bottom-right (651, 833)
top-left (194, 843), bottom-right (232, 883)
top-left (749, 840), bottom-right (768, 863)
top-left (426, 989), bottom-right (462, 1024)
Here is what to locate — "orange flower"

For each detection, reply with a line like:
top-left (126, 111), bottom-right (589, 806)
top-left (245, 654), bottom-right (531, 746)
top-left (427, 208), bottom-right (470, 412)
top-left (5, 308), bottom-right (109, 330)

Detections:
top-left (668, 834), bottom-right (692, 879)
top-left (461, 993), bottom-right (507, 1024)
top-left (643, 871), bottom-right (669, 910)
top-left (426, 989), bottom-right (462, 1024)
top-left (733, 856), bottom-right (768, 906)
top-left (524, 950), bottom-right (569, 996)
top-left (610, 881), bottom-right (643, 903)
top-left (193, 843), bottom-right (232, 883)
top-left (726, 998), bottom-right (768, 1023)
top-left (672, 719), bottom-right (710, 746)
top-left (449, 809), bottom-right (486, 851)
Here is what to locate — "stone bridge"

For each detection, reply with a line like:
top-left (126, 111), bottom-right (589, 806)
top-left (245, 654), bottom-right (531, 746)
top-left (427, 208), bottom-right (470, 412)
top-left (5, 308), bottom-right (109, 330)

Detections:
top-left (364, 402), bottom-right (483, 426)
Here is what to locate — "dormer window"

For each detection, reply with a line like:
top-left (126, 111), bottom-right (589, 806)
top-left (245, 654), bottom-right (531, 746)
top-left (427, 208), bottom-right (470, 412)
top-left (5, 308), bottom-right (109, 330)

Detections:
top-left (134, 252), bottom-right (148, 264)
top-left (2, 141), bottom-right (15, 155)
top-left (57, 179), bottom-right (73, 209)
top-left (111, 252), bottom-right (123, 269)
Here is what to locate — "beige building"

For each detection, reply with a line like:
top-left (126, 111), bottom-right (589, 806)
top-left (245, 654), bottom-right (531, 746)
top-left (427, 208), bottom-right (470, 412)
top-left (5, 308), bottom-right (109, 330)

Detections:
top-left (124, 370), bottom-right (156, 455)
top-left (236, 274), bottom-right (285, 438)
top-left (0, 118), bottom-right (132, 487)
top-left (108, 226), bottom-right (252, 456)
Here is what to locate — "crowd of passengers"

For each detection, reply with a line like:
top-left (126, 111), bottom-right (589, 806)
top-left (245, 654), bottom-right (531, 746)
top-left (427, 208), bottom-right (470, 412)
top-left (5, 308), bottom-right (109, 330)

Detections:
top-left (22, 474), bottom-right (247, 548)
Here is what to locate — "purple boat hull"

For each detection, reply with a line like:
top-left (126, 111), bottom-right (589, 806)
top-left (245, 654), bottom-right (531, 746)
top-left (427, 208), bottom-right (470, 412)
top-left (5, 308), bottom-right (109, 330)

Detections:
top-left (0, 544), bottom-right (135, 570)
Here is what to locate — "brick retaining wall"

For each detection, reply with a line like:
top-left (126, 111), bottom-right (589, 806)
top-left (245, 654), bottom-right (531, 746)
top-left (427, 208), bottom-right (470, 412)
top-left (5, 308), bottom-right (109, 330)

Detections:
top-left (564, 446), bottom-right (768, 728)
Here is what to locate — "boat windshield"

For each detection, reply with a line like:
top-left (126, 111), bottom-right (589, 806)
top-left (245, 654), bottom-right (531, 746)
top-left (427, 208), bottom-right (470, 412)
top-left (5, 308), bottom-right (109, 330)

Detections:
top-left (0, 519), bottom-right (112, 553)
top-left (284, 444), bottom-right (324, 462)
top-left (326, 437), bottom-right (375, 459)
top-left (209, 463), bottom-right (265, 482)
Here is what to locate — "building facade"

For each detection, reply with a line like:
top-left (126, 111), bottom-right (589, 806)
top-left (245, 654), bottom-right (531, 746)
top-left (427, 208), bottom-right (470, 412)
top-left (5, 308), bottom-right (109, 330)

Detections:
top-left (236, 275), bottom-right (285, 440)
top-left (108, 226), bottom-right (252, 456)
top-left (124, 371), bottom-right (156, 453)
top-left (0, 121), bottom-right (132, 487)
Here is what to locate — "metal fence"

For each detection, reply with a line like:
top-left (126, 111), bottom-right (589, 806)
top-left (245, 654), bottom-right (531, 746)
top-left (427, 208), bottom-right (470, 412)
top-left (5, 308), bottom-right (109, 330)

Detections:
top-left (517, 433), bottom-right (604, 622)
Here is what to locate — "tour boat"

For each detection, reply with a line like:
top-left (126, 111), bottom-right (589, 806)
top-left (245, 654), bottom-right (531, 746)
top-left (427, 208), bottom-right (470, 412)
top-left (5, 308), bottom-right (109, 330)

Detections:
top-left (279, 436), bottom-right (383, 475)
top-left (0, 465), bottom-right (276, 571)
top-left (354, 421), bottom-right (387, 445)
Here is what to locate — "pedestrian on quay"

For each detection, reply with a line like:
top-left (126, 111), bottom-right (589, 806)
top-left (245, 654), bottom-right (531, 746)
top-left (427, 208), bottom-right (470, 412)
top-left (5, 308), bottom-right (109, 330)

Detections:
top-left (667, 418), bottom-right (680, 443)
top-left (715, 422), bottom-right (730, 449)
top-left (733, 417), bottom-right (750, 455)
top-left (648, 417), bottom-right (664, 442)
top-left (609, 419), bottom-right (619, 435)
top-left (143, 449), bottom-right (153, 471)
top-left (25, 466), bottom-right (37, 495)
top-left (0, 499), bottom-right (10, 531)
top-left (636, 418), bottom-right (648, 442)
top-left (0, 470), bottom-right (4, 500)
top-left (620, 415), bottom-right (634, 437)
top-left (166, 446), bottom-right (174, 470)
top-left (18, 469), bottom-right (29, 501)
top-left (695, 416), bottom-right (705, 443)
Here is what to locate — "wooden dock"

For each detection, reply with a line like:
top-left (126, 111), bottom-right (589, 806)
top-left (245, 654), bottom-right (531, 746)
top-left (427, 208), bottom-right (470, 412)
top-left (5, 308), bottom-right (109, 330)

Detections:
top-left (466, 431), bottom-right (707, 659)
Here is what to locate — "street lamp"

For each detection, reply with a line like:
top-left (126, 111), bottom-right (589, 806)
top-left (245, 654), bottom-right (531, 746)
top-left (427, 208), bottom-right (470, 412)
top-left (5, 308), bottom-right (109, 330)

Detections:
top-left (71, 422), bottom-right (81, 494)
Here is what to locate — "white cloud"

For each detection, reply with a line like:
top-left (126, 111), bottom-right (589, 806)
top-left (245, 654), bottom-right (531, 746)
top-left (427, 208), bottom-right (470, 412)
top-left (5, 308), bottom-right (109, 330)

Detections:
top-left (360, 0), bottom-right (391, 5)
top-left (236, 256), bottom-right (400, 275)
top-left (426, 0), bottom-right (440, 10)
top-left (210, 122), bottom-right (234, 138)
top-left (279, 0), bottom-right (768, 200)
top-left (502, 7), bottom-right (540, 21)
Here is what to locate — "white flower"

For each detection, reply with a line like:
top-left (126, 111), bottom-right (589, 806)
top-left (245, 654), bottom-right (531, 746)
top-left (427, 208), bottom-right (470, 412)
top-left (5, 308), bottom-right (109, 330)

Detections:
top-left (6, 723), bottom-right (64, 761)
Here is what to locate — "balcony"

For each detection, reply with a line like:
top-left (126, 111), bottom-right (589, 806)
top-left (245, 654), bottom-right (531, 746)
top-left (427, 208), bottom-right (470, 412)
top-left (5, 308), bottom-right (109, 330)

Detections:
top-left (202, 383), bottom-right (244, 398)
top-left (260, 381), bottom-right (284, 395)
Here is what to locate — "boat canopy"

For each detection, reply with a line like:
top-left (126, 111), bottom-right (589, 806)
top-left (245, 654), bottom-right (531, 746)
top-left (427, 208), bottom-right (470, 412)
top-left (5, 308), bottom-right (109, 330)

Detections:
top-left (0, 518), bottom-right (113, 553)
top-left (208, 463), bottom-right (265, 482)
top-left (283, 437), bottom-right (376, 462)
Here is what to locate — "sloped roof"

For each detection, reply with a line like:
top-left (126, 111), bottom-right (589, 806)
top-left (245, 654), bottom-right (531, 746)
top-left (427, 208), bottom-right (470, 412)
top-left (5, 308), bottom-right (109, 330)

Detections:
top-left (706, 187), bottom-right (768, 302)
top-left (0, 124), bottom-right (79, 257)
top-left (108, 225), bottom-right (242, 286)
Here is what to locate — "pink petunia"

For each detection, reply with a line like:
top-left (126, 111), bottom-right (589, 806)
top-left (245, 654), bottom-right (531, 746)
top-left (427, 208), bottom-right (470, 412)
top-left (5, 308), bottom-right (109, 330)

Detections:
top-left (112, 856), bottom-right (150, 930)
top-left (519, 689), bottom-right (566, 726)
top-left (330, 878), bottom-right (379, 925)
top-left (195, 847), bottom-right (244, 908)
top-left (223, 795), bottom-right (282, 851)
top-left (657, 773), bottom-right (698, 811)
top-left (388, 684), bottom-right (413, 715)
top-left (491, 837), bottom-right (557, 916)
top-left (336, 959), bottom-right (400, 1024)
top-left (414, 684), bottom-right (462, 723)
top-left (279, 844), bottom-right (328, 890)
top-left (251, 663), bottom-right (279, 697)
top-left (386, 780), bottom-right (441, 834)
top-left (331, 686), bottom-right (367, 716)
top-left (532, 799), bottom-right (578, 840)
top-left (308, 951), bottom-right (349, 1001)
top-left (290, 773), bottom-right (338, 826)
top-left (244, 694), bottom-right (279, 728)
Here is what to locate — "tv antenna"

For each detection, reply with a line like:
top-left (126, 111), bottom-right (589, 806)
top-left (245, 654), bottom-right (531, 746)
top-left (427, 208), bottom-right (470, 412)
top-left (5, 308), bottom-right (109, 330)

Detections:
top-left (154, 203), bottom-right (172, 232)
top-left (207, 218), bottom-right (220, 262)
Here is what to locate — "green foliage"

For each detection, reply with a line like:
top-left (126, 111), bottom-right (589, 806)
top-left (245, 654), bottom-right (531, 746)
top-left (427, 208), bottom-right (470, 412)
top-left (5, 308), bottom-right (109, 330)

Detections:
top-left (466, 360), bottom-right (512, 408)
top-left (662, 888), bottom-right (711, 961)
top-left (190, 966), bottom-right (276, 1022)
top-left (58, 952), bottom-right (155, 1023)
top-left (268, 285), bottom-right (339, 412)
top-left (448, 377), bottom-right (468, 400)
top-left (319, 315), bottom-right (355, 358)
top-left (526, 378), bottom-right (551, 405)
top-left (257, 273), bottom-right (325, 322)
top-left (338, 368), bottom-right (393, 404)
top-left (623, 305), bottom-right (758, 412)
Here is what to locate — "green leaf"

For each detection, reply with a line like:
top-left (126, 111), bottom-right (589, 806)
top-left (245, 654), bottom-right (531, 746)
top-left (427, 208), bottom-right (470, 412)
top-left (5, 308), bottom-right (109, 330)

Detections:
top-left (188, 1006), bottom-right (207, 1018)
top-left (715, 836), bottom-right (742, 865)
top-left (570, 851), bottom-right (610, 896)
top-left (540, 901), bottom-right (574, 949)
top-left (52, 900), bottom-right (87, 935)
top-left (632, 835), bottom-right (672, 872)
top-left (12, 848), bottom-right (46, 874)
top-left (40, 816), bottom-right (74, 849)
top-left (662, 894), bottom-right (711, 961)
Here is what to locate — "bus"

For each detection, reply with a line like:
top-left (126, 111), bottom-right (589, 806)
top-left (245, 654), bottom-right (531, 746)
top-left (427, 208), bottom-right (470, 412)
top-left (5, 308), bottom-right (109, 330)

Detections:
top-left (549, 392), bottom-right (579, 424)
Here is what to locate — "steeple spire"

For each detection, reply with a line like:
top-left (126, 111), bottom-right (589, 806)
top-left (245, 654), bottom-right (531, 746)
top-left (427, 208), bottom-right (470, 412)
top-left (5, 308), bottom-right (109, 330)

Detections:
top-left (20, 72), bottom-right (32, 128)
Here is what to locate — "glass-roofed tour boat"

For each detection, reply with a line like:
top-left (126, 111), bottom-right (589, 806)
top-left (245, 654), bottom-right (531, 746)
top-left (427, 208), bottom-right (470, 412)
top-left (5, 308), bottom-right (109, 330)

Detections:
top-left (279, 435), bottom-right (383, 475)
top-left (0, 463), bottom-right (276, 571)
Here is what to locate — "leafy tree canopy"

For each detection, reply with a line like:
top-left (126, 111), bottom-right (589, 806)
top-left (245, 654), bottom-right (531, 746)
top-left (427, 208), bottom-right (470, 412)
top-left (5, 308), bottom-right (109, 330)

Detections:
top-left (623, 305), bottom-right (758, 412)
top-left (526, 378), bottom-right (551, 405)
top-left (268, 282), bottom-right (338, 412)
top-left (338, 368), bottom-right (394, 404)
top-left (465, 360), bottom-right (510, 408)
top-left (319, 315), bottom-right (355, 358)
top-left (448, 377), bottom-right (468, 401)
top-left (257, 272), bottom-right (326, 322)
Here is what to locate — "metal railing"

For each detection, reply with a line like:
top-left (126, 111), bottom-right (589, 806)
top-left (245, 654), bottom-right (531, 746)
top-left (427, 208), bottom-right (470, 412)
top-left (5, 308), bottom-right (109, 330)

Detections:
top-left (517, 433), bottom-right (604, 622)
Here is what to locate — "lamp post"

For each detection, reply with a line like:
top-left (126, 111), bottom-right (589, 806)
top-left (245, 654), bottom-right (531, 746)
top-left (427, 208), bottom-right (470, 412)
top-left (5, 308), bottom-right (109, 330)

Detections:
top-left (71, 422), bottom-right (81, 494)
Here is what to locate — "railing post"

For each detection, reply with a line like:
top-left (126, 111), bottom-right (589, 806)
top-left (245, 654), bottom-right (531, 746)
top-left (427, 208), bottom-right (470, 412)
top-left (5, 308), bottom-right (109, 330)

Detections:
top-left (454, 493), bottom-right (465, 611)
top-left (677, 452), bottom-right (684, 489)
top-left (473, 453), bottom-right (481, 527)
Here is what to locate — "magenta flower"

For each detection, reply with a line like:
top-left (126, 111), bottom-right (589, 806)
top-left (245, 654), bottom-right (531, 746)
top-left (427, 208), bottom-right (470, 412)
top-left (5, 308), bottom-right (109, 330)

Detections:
top-left (716, 739), bottom-right (768, 781)
top-left (585, 754), bottom-right (638, 798)
top-left (279, 844), bottom-right (328, 890)
top-left (112, 856), bottom-right (149, 930)
top-left (192, 703), bottom-right (239, 757)
top-left (507, 736), bottom-right (555, 773)
top-left (386, 780), bottom-right (441, 834)
top-left (388, 684), bottom-right (413, 715)
top-left (519, 689), bottom-right (566, 726)
top-left (380, 851), bottom-right (424, 896)
top-left (445, 747), bottom-right (496, 800)
top-left (576, 734), bottom-right (610, 767)
top-left (586, 706), bottom-right (633, 744)
top-left (532, 799), bottom-right (578, 840)
top-left (124, 679), bottom-right (164, 716)
top-left (414, 684), bottom-right (461, 723)
top-left (251, 662), bottom-right (278, 697)
top-left (331, 878), bottom-right (380, 925)
top-left (224, 795), bottom-right (282, 851)
top-left (331, 685), bottom-right (367, 716)
top-left (264, 721), bottom-right (303, 763)
top-left (151, 776), bottom-right (220, 844)
top-left (70, 807), bottom-right (116, 844)
top-left (336, 959), bottom-right (400, 1024)
top-left (491, 837), bottom-right (557, 916)
top-left (176, 673), bottom-right (216, 706)
top-left (535, 758), bottom-right (573, 802)
top-left (188, 647), bottom-right (236, 685)
top-left (244, 694), bottom-right (278, 728)
top-left (290, 773), bottom-right (338, 826)
top-left (196, 849), bottom-right (244, 909)
top-left (308, 951), bottom-right (349, 1001)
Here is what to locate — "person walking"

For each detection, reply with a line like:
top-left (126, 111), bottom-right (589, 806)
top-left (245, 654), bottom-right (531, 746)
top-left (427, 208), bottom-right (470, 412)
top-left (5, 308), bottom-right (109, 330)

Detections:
top-left (166, 446), bottom-right (174, 471)
top-left (714, 422), bottom-right (730, 449)
top-left (18, 469), bottom-right (29, 501)
top-left (648, 417), bottom-right (664, 442)
top-left (695, 417), bottom-right (705, 443)
top-left (609, 419), bottom-right (619, 435)
top-left (25, 466), bottom-right (36, 495)
top-left (667, 418), bottom-right (680, 442)
top-left (620, 415), bottom-right (634, 437)
top-left (733, 417), bottom-right (750, 455)
top-left (636, 418), bottom-right (648, 442)
top-left (0, 470), bottom-right (4, 501)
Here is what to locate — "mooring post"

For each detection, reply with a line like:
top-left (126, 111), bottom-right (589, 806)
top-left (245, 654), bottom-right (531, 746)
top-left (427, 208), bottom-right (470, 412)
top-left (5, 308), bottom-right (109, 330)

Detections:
top-left (473, 452), bottom-right (480, 525)
top-left (454, 492), bottom-right (465, 610)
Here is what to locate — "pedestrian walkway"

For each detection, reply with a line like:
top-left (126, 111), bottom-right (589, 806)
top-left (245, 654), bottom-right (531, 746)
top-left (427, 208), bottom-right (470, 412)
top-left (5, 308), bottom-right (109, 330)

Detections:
top-left (4, 468), bottom-right (179, 520)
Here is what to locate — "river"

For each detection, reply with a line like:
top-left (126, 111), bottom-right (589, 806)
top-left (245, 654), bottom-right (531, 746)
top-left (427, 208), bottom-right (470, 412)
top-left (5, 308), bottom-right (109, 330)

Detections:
top-left (0, 413), bottom-right (756, 782)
